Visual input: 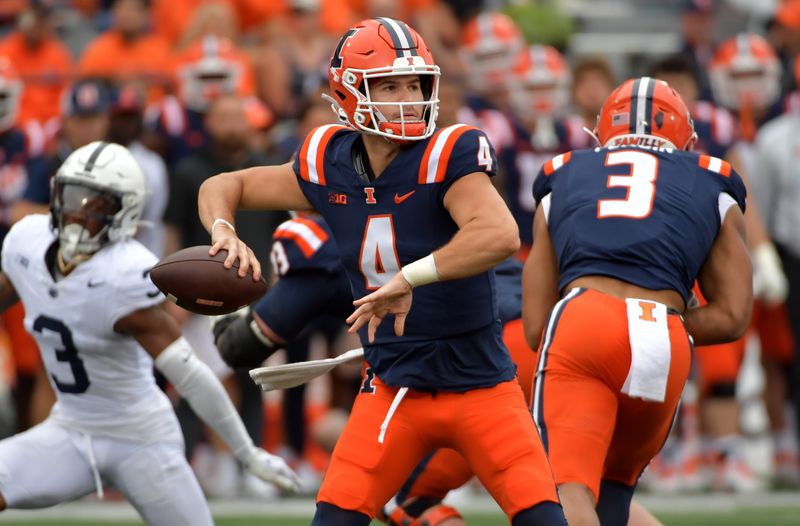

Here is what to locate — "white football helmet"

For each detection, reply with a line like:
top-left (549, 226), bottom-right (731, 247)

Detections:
top-left (51, 141), bottom-right (146, 264)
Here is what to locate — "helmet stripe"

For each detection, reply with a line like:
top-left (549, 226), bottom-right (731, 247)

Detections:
top-left (84, 141), bottom-right (110, 173)
top-left (628, 78), bottom-right (641, 134)
top-left (641, 77), bottom-right (655, 135)
top-left (632, 77), bottom-right (652, 135)
top-left (376, 17), bottom-right (416, 57)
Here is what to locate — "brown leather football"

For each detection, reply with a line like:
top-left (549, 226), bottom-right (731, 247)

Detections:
top-left (150, 245), bottom-right (267, 315)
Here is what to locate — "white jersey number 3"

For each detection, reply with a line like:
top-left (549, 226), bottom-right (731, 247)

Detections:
top-left (359, 215), bottom-right (401, 290)
top-left (597, 150), bottom-right (658, 219)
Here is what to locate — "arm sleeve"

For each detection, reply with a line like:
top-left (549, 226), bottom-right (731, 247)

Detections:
top-left (155, 337), bottom-right (254, 460)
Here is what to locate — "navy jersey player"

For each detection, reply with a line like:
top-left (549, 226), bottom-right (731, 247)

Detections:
top-left (214, 214), bottom-right (352, 368)
top-left (522, 77), bottom-right (752, 526)
top-left (198, 17), bottom-right (566, 526)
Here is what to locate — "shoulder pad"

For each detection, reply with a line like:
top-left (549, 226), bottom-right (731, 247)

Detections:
top-left (273, 217), bottom-right (330, 258)
top-left (698, 154), bottom-right (732, 177)
top-left (418, 124), bottom-right (481, 184)
top-left (296, 124), bottom-right (348, 186)
top-left (542, 151), bottom-right (572, 176)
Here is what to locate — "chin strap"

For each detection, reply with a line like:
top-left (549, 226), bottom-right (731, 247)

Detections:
top-left (56, 248), bottom-right (91, 275)
top-left (321, 93), bottom-right (353, 127)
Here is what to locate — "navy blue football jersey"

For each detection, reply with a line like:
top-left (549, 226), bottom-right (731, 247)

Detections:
top-left (292, 124), bottom-right (515, 391)
top-left (692, 101), bottom-right (735, 158)
top-left (254, 215), bottom-right (351, 341)
top-left (500, 117), bottom-right (576, 246)
top-left (533, 144), bottom-right (747, 304)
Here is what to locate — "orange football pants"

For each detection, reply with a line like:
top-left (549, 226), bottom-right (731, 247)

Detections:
top-left (397, 319), bottom-right (542, 503)
top-left (316, 370), bottom-right (559, 519)
top-left (533, 289), bottom-right (691, 500)
top-left (695, 300), bottom-right (794, 393)
top-left (4, 302), bottom-right (41, 375)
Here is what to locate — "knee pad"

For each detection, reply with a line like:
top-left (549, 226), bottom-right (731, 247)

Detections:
top-left (596, 479), bottom-right (635, 526)
top-left (381, 497), bottom-right (461, 526)
top-left (512, 501), bottom-right (567, 526)
top-left (311, 502), bottom-right (371, 526)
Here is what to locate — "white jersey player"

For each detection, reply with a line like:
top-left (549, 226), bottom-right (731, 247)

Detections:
top-left (0, 142), bottom-right (298, 525)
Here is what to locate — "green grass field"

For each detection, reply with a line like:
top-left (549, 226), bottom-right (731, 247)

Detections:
top-left (2, 509), bottom-right (800, 526)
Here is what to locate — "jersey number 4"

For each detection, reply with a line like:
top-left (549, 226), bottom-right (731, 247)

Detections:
top-left (597, 150), bottom-right (658, 219)
top-left (360, 215), bottom-right (401, 290)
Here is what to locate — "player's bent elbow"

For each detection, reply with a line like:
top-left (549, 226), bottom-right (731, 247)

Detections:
top-left (492, 221), bottom-right (521, 259)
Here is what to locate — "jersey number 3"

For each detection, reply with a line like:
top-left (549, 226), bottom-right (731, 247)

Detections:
top-left (597, 150), bottom-right (658, 219)
top-left (360, 215), bottom-right (401, 290)
top-left (33, 315), bottom-right (90, 394)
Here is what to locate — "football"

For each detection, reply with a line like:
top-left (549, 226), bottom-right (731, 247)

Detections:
top-left (150, 245), bottom-right (267, 316)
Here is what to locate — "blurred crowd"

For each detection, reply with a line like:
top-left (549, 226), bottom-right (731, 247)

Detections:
top-left (1, 0), bottom-right (800, 501)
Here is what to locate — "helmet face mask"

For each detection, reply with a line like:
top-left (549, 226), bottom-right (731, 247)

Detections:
top-left (327, 18), bottom-right (441, 143)
top-left (50, 142), bottom-right (146, 266)
top-left (710, 33), bottom-right (781, 111)
top-left (460, 12), bottom-right (524, 94)
top-left (511, 45), bottom-right (570, 119)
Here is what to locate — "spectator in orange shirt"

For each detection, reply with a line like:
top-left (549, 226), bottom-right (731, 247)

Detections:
top-left (0, 1), bottom-right (72, 127)
top-left (77, 0), bottom-right (171, 101)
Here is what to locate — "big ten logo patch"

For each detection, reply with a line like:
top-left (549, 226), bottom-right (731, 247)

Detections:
top-left (328, 191), bottom-right (348, 205)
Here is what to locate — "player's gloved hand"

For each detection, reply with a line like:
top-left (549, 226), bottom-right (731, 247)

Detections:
top-left (211, 308), bottom-right (278, 369)
top-left (241, 447), bottom-right (300, 493)
top-left (211, 306), bottom-right (248, 342)
top-left (752, 243), bottom-right (788, 305)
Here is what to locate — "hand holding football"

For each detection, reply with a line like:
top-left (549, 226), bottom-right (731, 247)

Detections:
top-left (150, 245), bottom-right (267, 315)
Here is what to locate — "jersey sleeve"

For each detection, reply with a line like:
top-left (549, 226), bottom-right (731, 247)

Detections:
top-left (252, 270), bottom-right (352, 341)
top-left (270, 217), bottom-right (341, 276)
top-left (105, 244), bottom-right (165, 327)
top-left (420, 125), bottom-right (497, 201)
top-left (291, 124), bottom-right (349, 210)
top-left (532, 151), bottom-right (573, 206)
top-left (697, 154), bottom-right (747, 213)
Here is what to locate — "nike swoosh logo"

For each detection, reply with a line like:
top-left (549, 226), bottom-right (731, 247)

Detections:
top-left (146, 290), bottom-right (161, 298)
top-left (394, 190), bottom-right (415, 204)
top-left (87, 280), bottom-right (105, 288)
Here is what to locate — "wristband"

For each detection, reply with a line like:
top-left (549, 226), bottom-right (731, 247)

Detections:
top-left (212, 218), bottom-right (236, 234)
top-left (401, 254), bottom-right (439, 288)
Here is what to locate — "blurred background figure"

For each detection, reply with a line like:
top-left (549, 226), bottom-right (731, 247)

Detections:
top-left (163, 93), bottom-right (286, 499)
top-left (680, 0), bottom-right (717, 98)
top-left (77, 0), bottom-right (171, 101)
top-left (0, 0), bottom-right (71, 146)
top-left (566, 56), bottom-right (616, 148)
top-left (109, 83), bottom-right (168, 258)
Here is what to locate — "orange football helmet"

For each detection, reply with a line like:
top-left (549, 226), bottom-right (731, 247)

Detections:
top-left (594, 77), bottom-right (697, 150)
top-left (510, 45), bottom-right (570, 118)
top-left (460, 12), bottom-right (525, 94)
top-left (326, 17), bottom-right (440, 143)
top-left (0, 58), bottom-right (21, 132)
top-left (173, 35), bottom-right (255, 112)
top-left (709, 33), bottom-right (781, 111)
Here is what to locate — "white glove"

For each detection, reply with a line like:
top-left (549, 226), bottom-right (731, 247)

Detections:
top-left (752, 243), bottom-right (789, 305)
top-left (241, 447), bottom-right (300, 493)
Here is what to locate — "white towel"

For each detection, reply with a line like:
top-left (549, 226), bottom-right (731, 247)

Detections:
top-left (622, 298), bottom-right (671, 402)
